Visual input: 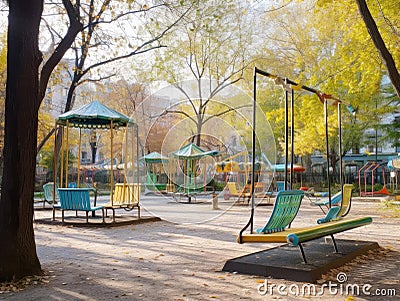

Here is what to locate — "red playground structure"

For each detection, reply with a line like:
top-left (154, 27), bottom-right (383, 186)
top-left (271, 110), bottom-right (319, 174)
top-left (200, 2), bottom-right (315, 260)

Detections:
top-left (358, 161), bottom-right (390, 197)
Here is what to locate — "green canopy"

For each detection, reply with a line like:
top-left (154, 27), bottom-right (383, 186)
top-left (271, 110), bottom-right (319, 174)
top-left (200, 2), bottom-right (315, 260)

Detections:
top-left (140, 151), bottom-right (170, 163)
top-left (57, 100), bottom-right (134, 128)
top-left (172, 143), bottom-right (219, 159)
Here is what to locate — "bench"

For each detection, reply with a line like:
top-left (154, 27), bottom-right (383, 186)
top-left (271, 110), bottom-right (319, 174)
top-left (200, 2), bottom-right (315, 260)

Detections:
top-left (39, 182), bottom-right (60, 208)
top-left (309, 184), bottom-right (353, 216)
top-left (264, 181), bottom-right (290, 200)
top-left (226, 182), bottom-right (267, 203)
top-left (238, 190), bottom-right (372, 263)
top-left (104, 183), bottom-right (140, 222)
top-left (57, 188), bottom-right (105, 224)
top-left (312, 184), bottom-right (354, 221)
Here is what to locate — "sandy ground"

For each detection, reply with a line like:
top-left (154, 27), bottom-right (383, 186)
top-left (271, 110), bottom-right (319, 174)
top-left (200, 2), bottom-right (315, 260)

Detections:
top-left (1, 195), bottom-right (399, 301)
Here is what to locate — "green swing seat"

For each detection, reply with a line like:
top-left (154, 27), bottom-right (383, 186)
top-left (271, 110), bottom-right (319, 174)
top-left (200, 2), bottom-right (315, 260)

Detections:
top-left (239, 189), bottom-right (372, 263)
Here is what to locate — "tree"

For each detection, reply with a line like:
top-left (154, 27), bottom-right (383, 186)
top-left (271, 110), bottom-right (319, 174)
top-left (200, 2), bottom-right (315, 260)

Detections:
top-left (0, 0), bottom-right (83, 281)
top-left (36, 0), bottom-right (192, 154)
top-left (300, 0), bottom-right (400, 174)
top-left (0, 36), bottom-right (6, 174)
top-left (148, 0), bottom-right (256, 146)
top-left (355, 0), bottom-right (400, 99)
top-left (0, 0), bottom-right (45, 281)
top-left (0, 0), bottom-right (191, 281)
top-left (256, 1), bottom-right (387, 172)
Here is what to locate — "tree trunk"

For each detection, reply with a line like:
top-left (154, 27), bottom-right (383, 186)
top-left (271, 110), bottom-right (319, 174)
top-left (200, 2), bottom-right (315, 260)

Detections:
top-left (195, 115), bottom-right (203, 146)
top-left (0, 0), bottom-right (43, 281)
top-left (356, 0), bottom-right (400, 99)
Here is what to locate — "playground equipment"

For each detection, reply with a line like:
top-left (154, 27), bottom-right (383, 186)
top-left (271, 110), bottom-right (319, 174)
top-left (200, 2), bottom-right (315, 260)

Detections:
top-left (240, 67), bottom-right (357, 236)
top-left (215, 150), bottom-right (250, 187)
top-left (261, 152), bottom-right (305, 188)
top-left (55, 100), bottom-right (139, 207)
top-left (221, 68), bottom-right (374, 281)
top-left (234, 189), bottom-right (371, 264)
top-left (171, 143), bottom-right (219, 201)
top-left (358, 161), bottom-right (390, 196)
top-left (388, 156), bottom-right (400, 191)
top-left (140, 151), bottom-right (170, 192)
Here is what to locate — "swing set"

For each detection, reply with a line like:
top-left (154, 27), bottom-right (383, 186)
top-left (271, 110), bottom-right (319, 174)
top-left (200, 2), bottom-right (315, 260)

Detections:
top-left (240, 67), bottom-right (357, 237)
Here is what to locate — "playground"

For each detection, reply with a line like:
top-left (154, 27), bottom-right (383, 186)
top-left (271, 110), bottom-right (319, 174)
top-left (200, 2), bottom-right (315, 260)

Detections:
top-left (4, 196), bottom-right (400, 300)
top-left (20, 68), bottom-right (400, 299)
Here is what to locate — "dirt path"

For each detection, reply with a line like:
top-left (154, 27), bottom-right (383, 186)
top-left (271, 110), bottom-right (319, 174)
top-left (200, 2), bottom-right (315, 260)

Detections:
top-left (1, 199), bottom-right (399, 300)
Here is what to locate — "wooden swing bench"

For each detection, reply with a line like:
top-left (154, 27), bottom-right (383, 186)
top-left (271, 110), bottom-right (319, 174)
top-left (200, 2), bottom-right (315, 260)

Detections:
top-left (226, 182), bottom-right (267, 203)
top-left (104, 183), bottom-right (141, 222)
top-left (238, 190), bottom-right (372, 263)
top-left (56, 188), bottom-right (105, 224)
top-left (40, 182), bottom-right (60, 208)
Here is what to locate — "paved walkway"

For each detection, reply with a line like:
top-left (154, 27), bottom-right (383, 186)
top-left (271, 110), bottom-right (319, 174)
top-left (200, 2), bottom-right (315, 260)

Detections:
top-left (2, 196), bottom-right (400, 300)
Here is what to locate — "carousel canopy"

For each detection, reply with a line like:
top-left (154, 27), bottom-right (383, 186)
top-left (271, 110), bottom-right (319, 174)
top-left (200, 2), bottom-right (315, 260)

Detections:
top-left (57, 100), bottom-right (134, 129)
top-left (172, 143), bottom-right (219, 159)
top-left (140, 151), bottom-right (170, 163)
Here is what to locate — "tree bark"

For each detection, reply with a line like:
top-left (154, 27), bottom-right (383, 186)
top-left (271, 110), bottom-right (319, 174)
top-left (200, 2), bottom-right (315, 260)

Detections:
top-left (356, 0), bottom-right (400, 99)
top-left (0, 0), bottom-right (43, 280)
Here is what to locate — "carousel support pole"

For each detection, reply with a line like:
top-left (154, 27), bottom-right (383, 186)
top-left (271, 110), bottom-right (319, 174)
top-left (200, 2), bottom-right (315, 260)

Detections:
top-left (53, 123), bottom-right (58, 207)
top-left (65, 121), bottom-right (69, 188)
top-left (136, 124), bottom-right (140, 196)
top-left (110, 120), bottom-right (114, 206)
top-left (167, 159), bottom-right (171, 191)
top-left (244, 154), bottom-right (248, 187)
top-left (152, 163), bottom-right (155, 183)
top-left (184, 160), bottom-right (187, 194)
top-left (203, 160), bottom-right (206, 192)
top-left (77, 127), bottom-right (82, 187)
top-left (60, 126), bottom-right (64, 187)
top-left (132, 124), bottom-right (137, 201)
top-left (167, 156), bottom-right (171, 191)
top-left (131, 125), bottom-right (135, 185)
top-left (123, 126), bottom-right (128, 201)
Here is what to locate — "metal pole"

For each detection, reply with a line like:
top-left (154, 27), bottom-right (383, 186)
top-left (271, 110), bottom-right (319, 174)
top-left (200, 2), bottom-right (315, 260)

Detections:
top-left (375, 98), bottom-right (378, 163)
top-left (290, 88), bottom-right (295, 188)
top-left (250, 68), bottom-right (257, 233)
top-left (65, 121), bottom-right (69, 188)
top-left (338, 103), bottom-right (343, 191)
top-left (123, 126), bottom-right (128, 201)
top-left (131, 125), bottom-right (136, 185)
top-left (110, 120), bottom-right (114, 205)
top-left (77, 128), bottom-right (81, 187)
top-left (60, 126), bottom-right (64, 187)
top-left (136, 124), bottom-right (139, 192)
top-left (284, 79), bottom-right (289, 190)
top-left (53, 123), bottom-right (57, 205)
top-left (324, 100), bottom-right (332, 207)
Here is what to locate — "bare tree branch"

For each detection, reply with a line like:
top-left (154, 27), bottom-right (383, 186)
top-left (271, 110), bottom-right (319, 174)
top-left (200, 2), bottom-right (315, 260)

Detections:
top-left (78, 73), bottom-right (116, 85)
top-left (161, 109), bottom-right (197, 124)
top-left (38, 0), bottom-right (83, 111)
top-left (203, 104), bottom-right (252, 124)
